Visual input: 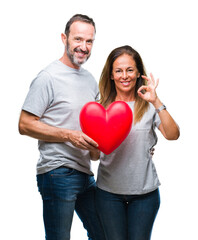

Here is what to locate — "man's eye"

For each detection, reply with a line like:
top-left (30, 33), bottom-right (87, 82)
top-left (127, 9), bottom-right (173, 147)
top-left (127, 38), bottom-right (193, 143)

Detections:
top-left (87, 40), bottom-right (93, 44)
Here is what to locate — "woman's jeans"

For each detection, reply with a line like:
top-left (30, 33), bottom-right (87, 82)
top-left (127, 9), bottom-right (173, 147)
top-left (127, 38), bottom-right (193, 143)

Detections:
top-left (96, 187), bottom-right (160, 240)
top-left (37, 167), bottom-right (105, 240)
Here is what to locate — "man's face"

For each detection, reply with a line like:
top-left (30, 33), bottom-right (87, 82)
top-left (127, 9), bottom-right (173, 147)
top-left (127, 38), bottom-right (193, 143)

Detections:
top-left (66, 21), bottom-right (95, 67)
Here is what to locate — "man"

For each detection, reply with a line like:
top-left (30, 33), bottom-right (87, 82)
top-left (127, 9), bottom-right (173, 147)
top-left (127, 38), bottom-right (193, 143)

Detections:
top-left (19, 14), bottom-right (105, 240)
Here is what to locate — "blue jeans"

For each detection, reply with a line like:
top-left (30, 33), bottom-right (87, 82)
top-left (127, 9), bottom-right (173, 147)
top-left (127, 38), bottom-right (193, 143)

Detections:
top-left (96, 188), bottom-right (160, 240)
top-left (37, 167), bottom-right (105, 240)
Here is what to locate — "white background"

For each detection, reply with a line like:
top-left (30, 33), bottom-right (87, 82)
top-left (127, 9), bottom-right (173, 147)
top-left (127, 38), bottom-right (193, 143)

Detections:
top-left (1, 0), bottom-right (198, 239)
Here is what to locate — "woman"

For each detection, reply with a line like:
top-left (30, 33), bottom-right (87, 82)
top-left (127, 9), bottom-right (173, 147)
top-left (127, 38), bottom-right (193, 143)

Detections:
top-left (92, 45), bottom-right (180, 240)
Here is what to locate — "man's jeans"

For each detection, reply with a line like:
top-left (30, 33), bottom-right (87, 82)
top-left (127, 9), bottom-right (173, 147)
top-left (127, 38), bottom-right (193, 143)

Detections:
top-left (37, 167), bottom-right (105, 240)
top-left (96, 188), bottom-right (160, 240)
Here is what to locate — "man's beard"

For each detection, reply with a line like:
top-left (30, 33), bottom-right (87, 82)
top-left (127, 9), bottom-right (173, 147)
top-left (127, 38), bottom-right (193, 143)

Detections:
top-left (66, 41), bottom-right (90, 67)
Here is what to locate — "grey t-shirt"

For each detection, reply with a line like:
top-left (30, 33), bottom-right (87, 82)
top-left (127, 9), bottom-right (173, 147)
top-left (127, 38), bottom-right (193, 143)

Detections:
top-left (22, 60), bottom-right (99, 175)
top-left (97, 101), bottom-right (161, 195)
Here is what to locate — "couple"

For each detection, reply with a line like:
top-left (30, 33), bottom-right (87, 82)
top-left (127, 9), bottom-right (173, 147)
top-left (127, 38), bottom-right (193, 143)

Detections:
top-left (19, 14), bottom-right (180, 240)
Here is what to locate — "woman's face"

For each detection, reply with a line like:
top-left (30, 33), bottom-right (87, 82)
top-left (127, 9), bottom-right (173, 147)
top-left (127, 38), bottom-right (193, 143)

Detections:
top-left (111, 54), bottom-right (140, 96)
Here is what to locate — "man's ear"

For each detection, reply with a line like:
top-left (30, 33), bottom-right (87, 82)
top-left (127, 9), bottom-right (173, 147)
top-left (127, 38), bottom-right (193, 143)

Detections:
top-left (61, 33), bottom-right (67, 46)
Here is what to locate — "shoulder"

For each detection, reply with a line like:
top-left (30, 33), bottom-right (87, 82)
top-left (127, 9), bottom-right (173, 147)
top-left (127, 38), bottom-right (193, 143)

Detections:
top-left (28, 69), bottom-right (54, 95)
top-left (134, 103), bottom-right (157, 127)
top-left (143, 103), bottom-right (158, 121)
top-left (30, 61), bottom-right (59, 87)
top-left (41, 60), bottom-right (61, 77)
top-left (31, 70), bottom-right (53, 88)
top-left (148, 103), bottom-right (155, 113)
top-left (81, 68), bottom-right (96, 80)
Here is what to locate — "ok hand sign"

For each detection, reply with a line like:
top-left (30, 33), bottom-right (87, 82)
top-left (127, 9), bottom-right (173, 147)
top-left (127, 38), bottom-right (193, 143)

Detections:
top-left (137, 73), bottom-right (159, 104)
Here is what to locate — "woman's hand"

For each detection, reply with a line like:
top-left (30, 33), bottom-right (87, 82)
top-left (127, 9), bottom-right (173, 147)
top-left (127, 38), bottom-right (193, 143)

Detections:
top-left (90, 149), bottom-right (100, 161)
top-left (137, 73), bottom-right (159, 104)
top-left (137, 73), bottom-right (180, 140)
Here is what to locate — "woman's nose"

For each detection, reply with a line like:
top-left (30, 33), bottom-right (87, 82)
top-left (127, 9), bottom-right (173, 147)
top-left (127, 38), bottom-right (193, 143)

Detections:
top-left (122, 71), bottom-right (128, 79)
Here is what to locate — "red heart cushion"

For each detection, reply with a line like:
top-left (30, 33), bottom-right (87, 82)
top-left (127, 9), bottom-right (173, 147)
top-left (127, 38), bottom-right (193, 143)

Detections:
top-left (79, 101), bottom-right (133, 154)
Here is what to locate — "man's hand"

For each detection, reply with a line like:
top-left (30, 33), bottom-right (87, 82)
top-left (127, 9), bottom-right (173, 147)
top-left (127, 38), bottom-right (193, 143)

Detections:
top-left (67, 130), bottom-right (98, 151)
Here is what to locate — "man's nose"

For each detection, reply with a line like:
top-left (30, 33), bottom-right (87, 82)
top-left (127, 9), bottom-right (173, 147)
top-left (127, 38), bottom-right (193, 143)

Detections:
top-left (80, 41), bottom-right (87, 51)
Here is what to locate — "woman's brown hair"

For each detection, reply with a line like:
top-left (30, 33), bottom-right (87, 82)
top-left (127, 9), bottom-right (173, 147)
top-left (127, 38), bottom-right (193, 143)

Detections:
top-left (99, 45), bottom-right (149, 124)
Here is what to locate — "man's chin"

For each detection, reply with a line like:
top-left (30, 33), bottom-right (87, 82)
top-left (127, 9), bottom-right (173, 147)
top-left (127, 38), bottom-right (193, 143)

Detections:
top-left (74, 58), bottom-right (88, 66)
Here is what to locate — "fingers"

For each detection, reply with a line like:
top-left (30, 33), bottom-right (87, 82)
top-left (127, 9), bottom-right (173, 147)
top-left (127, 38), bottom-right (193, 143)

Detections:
top-left (141, 73), bottom-right (159, 88)
top-left (68, 130), bottom-right (98, 151)
top-left (137, 85), bottom-right (147, 97)
top-left (79, 139), bottom-right (98, 151)
top-left (141, 75), bottom-right (150, 83)
top-left (150, 72), bottom-right (154, 82)
top-left (138, 85), bottom-right (147, 92)
top-left (84, 134), bottom-right (99, 148)
top-left (155, 78), bottom-right (159, 88)
top-left (150, 147), bottom-right (155, 156)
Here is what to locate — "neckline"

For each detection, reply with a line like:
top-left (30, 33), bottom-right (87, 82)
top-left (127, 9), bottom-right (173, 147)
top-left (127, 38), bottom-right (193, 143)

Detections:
top-left (56, 59), bottom-right (83, 72)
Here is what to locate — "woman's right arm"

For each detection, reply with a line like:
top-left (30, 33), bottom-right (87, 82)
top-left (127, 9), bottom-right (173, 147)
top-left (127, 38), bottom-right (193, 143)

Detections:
top-left (138, 73), bottom-right (180, 140)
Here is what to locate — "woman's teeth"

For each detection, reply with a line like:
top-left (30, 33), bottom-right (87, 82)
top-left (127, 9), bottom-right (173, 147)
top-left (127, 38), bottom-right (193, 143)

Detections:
top-left (121, 81), bottom-right (130, 86)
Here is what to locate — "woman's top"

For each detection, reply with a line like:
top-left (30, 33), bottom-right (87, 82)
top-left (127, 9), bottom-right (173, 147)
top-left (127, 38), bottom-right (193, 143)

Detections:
top-left (97, 101), bottom-right (161, 195)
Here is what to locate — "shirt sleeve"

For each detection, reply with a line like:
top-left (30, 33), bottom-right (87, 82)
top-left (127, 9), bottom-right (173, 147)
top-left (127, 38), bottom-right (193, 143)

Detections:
top-left (153, 111), bottom-right (161, 129)
top-left (22, 70), bottom-right (54, 117)
top-left (95, 90), bottom-right (100, 101)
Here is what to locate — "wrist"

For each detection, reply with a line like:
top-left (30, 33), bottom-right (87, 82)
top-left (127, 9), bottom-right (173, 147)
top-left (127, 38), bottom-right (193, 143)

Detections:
top-left (61, 128), bottom-right (72, 142)
top-left (90, 149), bottom-right (100, 160)
top-left (151, 97), bottom-right (167, 113)
top-left (151, 97), bottom-right (162, 109)
top-left (155, 104), bottom-right (166, 113)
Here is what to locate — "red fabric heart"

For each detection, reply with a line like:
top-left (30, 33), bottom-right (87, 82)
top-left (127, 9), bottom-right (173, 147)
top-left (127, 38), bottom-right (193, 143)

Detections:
top-left (79, 101), bottom-right (133, 154)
